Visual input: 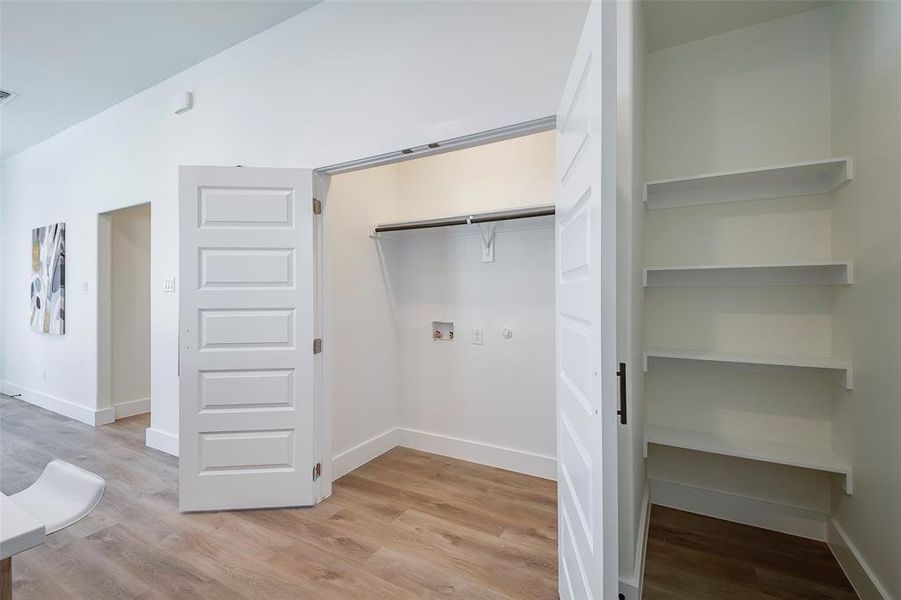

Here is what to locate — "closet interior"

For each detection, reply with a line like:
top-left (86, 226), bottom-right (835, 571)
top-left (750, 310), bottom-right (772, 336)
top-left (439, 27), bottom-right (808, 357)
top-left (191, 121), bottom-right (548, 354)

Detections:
top-left (639, 3), bottom-right (857, 540)
top-left (323, 130), bottom-right (558, 484)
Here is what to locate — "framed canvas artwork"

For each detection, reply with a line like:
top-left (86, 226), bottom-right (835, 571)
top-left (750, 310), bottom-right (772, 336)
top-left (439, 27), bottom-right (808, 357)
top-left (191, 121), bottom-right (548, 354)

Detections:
top-left (30, 222), bottom-right (66, 334)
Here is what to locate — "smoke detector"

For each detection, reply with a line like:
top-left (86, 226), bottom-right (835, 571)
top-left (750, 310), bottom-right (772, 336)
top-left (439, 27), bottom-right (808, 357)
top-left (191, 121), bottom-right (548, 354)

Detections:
top-left (0, 90), bottom-right (17, 106)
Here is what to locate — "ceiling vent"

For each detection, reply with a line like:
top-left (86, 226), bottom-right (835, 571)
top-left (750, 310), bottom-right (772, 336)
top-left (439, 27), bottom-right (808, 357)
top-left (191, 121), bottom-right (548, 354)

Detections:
top-left (0, 90), bottom-right (17, 106)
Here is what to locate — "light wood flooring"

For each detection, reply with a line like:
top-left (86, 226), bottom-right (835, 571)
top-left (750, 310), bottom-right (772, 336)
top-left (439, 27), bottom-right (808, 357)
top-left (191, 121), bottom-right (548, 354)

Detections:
top-left (2, 395), bottom-right (857, 599)
top-left (0, 395), bottom-right (557, 599)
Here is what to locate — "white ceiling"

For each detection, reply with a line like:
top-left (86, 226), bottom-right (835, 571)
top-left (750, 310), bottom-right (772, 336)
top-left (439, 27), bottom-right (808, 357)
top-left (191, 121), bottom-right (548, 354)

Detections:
top-left (642, 0), bottom-right (831, 53)
top-left (0, 0), bottom-right (321, 159)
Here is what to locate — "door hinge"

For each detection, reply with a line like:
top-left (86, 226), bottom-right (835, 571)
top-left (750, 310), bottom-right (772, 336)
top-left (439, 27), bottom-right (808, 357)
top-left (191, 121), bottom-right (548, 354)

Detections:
top-left (616, 362), bottom-right (628, 425)
top-left (312, 198), bottom-right (322, 215)
top-left (313, 338), bottom-right (322, 354)
top-left (313, 462), bottom-right (322, 481)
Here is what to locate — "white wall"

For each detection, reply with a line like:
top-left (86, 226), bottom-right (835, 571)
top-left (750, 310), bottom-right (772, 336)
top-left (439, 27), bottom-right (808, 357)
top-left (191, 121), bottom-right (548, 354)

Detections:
top-left (0, 1), bottom-right (587, 448)
top-left (645, 6), bottom-right (832, 180)
top-left (643, 7), bottom-right (839, 535)
top-left (327, 132), bottom-right (556, 480)
top-left (110, 204), bottom-right (151, 417)
top-left (324, 163), bottom-right (403, 475)
top-left (393, 133), bottom-right (556, 475)
top-left (393, 223), bottom-right (556, 473)
top-left (830, 1), bottom-right (901, 596)
top-left (616, 0), bottom-right (647, 594)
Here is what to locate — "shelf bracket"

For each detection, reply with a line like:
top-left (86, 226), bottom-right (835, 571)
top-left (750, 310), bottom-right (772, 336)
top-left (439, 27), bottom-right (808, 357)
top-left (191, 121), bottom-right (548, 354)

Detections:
top-left (841, 473), bottom-right (853, 495)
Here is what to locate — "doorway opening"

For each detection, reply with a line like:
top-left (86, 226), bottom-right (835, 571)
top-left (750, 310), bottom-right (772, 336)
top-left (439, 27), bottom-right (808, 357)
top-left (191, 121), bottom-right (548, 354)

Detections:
top-left (97, 203), bottom-right (151, 422)
top-left (318, 128), bottom-right (560, 594)
top-left (320, 129), bottom-right (558, 485)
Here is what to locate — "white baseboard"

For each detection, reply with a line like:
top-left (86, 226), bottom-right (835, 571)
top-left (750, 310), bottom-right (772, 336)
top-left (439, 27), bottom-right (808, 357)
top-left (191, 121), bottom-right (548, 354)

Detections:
top-left (113, 397), bottom-right (151, 419)
top-left (331, 427), bottom-right (557, 482)
top-left (332, 427), bottom-right (401, 480)
top-left (398, 427), bottom-right (557, 480)
top-left (649, 478), bottom-right (827, 541)
top-left (146, 427), bottom-right (179, 457)
top-left (619, 485), bottom-right (650, 600)
top-left (828, 518), bottom-right (890, 600)
top-left (1, 380), bottom-right (115, 426)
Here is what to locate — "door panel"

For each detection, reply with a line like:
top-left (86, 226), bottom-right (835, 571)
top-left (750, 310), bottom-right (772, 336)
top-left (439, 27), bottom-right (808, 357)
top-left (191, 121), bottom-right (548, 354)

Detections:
top-left (179, 166), bottom-right (316, 512)
top-left (555, 1), bottom-right (618, 598)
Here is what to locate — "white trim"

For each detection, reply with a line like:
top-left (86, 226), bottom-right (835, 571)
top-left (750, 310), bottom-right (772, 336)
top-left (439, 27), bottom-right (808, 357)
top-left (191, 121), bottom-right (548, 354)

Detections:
top-left (398, 428), bottom-right (557, 480)
top-left (329, 427), bottom-right (557, 482)
top-left (1, 380), bottom-right (115, 426)
top-left (828, 518), bottom-right (891, 600)
top-left (332, 428), bottom-right (401, 480)
top-left (316, 116), bottom-right (555, 175)
top-left (113, 397), bottom-right (151, 419)
top-left (145, 427), bottom-right (179, 457)
top-left (649, 478), bottom-right (828, 541)
top-left (619, 485), bottom-right (650, 600)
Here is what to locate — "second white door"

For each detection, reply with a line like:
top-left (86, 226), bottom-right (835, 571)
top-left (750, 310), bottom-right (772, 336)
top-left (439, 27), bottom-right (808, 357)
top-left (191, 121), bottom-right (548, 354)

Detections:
top-left (178, 166), bottom-right (317, 512)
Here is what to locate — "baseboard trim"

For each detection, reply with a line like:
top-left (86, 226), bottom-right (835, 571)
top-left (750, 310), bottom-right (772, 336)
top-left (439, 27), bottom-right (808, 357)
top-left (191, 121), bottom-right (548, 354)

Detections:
top-left (332, 427), bottom-right (401, 480)
top-left (114, 397), bottom-right (151, 419)
top-left (1, 380), bottom-right (114, 426)
top-left (398, 428), bottom-right (557, 480)
top-left (828, 518), bottom-right (890, 600)
top-left (146, 427), bottom-right (179, 457)
top-left (619, 485), bottom-right (650, 600)
top-left (649, 478), bottom-right (827, 541)
top-left (331, 427), bottom-right (557, 482)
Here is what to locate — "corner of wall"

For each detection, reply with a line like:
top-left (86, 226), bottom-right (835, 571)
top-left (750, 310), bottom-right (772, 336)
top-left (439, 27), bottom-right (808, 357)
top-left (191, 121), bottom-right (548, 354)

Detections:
top-left (827, 518), bottom-right (891, 600)
top-left (145, 427), bottom-right (179, 457)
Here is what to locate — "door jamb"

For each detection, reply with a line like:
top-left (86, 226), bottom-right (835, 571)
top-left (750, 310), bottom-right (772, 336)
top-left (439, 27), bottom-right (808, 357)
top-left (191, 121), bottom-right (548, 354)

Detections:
top-left (310, 115), bottom-right (556, 501)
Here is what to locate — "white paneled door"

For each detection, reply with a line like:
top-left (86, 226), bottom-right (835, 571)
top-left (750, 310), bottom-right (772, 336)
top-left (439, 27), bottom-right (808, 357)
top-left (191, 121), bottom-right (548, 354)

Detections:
top-left (555, 1), bottom-right (618, 598)
top-left (178, 166), bottom-right (317, 512)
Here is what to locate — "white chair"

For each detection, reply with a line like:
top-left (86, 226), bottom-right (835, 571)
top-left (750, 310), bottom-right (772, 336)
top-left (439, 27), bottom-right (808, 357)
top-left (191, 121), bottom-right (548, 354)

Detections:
top-left (10, 460), bottom-right (105, 534)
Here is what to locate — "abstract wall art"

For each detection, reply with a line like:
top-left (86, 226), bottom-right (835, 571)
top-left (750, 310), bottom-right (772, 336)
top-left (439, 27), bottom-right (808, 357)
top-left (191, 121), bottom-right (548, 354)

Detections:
top-left (30, 222), bottom-right (66, 334)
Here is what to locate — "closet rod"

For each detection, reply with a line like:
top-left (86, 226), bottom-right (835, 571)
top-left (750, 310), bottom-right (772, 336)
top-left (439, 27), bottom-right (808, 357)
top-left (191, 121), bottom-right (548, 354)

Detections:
top-left (373, 205), bottom-right (555, 233)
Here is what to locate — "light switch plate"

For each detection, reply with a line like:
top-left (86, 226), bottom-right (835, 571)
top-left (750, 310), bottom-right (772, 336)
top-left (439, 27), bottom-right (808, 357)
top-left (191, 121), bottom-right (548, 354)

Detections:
top-left (163, 277), bottom-right (176, 292)
top-left (472, 328), bottom-right (484, 345)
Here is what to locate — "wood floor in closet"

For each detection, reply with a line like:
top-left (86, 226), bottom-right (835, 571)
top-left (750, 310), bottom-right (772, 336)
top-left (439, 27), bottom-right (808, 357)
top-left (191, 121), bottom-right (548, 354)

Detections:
top-left (643, 505), bottom-right (858, 600)
top-left (1, 394), bottom-right (856, 599)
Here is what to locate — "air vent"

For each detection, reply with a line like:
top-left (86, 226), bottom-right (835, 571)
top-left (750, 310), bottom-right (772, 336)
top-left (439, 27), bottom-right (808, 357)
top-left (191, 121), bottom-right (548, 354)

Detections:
top-left (0, 90), bottom-right (17, 105)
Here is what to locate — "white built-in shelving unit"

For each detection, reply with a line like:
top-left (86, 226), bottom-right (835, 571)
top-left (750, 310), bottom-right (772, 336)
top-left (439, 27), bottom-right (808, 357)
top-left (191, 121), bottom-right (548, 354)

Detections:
top-left (644, 157), bottom-right (852, 210)
top-left (643, 156), bottom-right (855, 490)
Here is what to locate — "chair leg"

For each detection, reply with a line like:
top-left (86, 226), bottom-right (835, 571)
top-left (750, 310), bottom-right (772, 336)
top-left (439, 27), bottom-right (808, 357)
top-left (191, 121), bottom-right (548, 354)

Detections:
top-left (0, 557), bottom-right (11, 600)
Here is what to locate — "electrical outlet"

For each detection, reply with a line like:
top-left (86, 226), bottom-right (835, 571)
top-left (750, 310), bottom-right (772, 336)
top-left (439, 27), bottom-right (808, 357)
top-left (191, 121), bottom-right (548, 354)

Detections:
top-left (81, 281), bottom-right (89, 295)
top-left (163, 277), bottom-right (176, 293)
top-left (472, 327), bottom-right (483, 345)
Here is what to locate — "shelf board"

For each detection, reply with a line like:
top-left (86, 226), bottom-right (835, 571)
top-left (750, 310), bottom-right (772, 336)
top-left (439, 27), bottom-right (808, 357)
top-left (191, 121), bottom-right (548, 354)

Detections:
top-left (644, 347), bottom-right (853, 389)
top-left (645, 424), bottom-right (852, 493)
top-left (644, 157), bottom-right (852, 210)
top-left (644, 261), bottom-right (853, 287)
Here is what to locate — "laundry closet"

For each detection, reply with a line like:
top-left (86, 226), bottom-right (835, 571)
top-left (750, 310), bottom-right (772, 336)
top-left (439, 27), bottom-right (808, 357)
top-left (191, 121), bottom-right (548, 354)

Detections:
top-left (321, 131), bottom-right (558, 483)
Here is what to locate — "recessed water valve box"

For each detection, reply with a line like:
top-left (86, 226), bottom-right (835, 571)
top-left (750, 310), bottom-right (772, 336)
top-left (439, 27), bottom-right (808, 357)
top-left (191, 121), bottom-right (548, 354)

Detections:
top-left (432, 321), bottom-right (454, 341)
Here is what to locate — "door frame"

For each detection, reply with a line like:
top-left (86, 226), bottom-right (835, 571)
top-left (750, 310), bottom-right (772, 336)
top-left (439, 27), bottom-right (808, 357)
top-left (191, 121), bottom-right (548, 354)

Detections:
top-left (310, 115), bottom-right (556, 501)
top-left (97, 201), bottom-right (153, 426)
